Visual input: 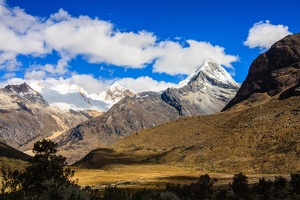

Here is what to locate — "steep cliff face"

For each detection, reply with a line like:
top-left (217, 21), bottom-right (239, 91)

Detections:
top-left (0, 83), bottom-right (90, 151)
top-left (223, 33), bottom-right (300, 111)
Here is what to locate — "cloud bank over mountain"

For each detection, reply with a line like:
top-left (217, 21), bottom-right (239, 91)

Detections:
top-left (0, 1), bottom-right (292, 94)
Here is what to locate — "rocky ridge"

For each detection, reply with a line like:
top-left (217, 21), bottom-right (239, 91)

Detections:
top-left (223, 33), bottom-right (300, 111)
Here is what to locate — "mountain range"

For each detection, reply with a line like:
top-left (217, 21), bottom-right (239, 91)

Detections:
top-left (53, 60), bottom-right (239, 163)
top-left (75, 33), bottom-right (300, 174)
top-left (0, 78), bottom-right (139, 149)
top-left (0, 59), bottom-right (239, 163)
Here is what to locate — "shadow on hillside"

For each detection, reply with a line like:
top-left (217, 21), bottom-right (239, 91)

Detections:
top-left (72, 147), bottom-right (156, 168)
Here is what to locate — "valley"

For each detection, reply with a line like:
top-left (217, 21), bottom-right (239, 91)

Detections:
top-left (72, 164), bottom-right (281, 190)
top-left (0, 33), bottom-right (300, 198)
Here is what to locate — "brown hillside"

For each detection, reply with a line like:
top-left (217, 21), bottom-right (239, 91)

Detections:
top-left (0, 142), bottom-right (31, 161)
top-left (75, 92), bottom-right (300, 174)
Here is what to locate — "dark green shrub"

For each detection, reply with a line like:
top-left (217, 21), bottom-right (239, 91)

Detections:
top-left (230, 172), bottom-right (249, 199)
top-left (254, 177), bottom-right (273, 195)
top-left (103, 186), bottom-right (130, 200)
top-left (131, 188), bottom-right (159, 200)
top-left (159, 191), bottom-right (180, 200)
top-left (290, 173), bottom-right (300, 194)
top-left (213, 189), bottom-right (228, 200)
top-left (273, 176), bottom-right (287, 191)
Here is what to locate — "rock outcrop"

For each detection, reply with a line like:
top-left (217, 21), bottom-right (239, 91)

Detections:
top-left (223, 33), bottom-right (300, 111)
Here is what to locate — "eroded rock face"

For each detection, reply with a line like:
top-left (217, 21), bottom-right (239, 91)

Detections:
top-left (223, 33), bottom-right (300, 111)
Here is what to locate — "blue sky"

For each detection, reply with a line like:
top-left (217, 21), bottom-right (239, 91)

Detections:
top-left (0, 0), bottom-right (298, 93)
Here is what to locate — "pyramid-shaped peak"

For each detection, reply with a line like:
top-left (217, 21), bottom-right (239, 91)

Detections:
top-left (179, 59), bottom-right (239, 88)
top-left (109, 82), bottom-right (124, 90)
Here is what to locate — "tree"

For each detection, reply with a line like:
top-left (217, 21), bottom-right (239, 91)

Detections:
top-left (273, 176), bottom-right (287, 191)
top-left (20, 139), bottom-right (88, 199)
top-left (230, 172), bottom-right (249, 199)
top-left (290, 173), bottom-right (300, 194)
top-left (164, 174), bottom-right (217, 200)
top-left (193, 174), bottom-right (217, 199)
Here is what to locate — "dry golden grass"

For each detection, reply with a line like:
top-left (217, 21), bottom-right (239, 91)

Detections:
top-left (72, 164), bottom-right (284, 190)
top-left (72, 164), bottom-right (199, 189)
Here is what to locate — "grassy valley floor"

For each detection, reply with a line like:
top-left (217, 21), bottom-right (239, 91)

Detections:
top-left (72, 164), bottom-right (284, 191)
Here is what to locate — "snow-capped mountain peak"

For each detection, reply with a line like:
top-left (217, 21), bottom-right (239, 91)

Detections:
top-left (93, 82), bottom-right (135, 106)
top-left (29, 82), bottom-right (44, 93)
top-left (109, 82), bottom-right (124, 91)
top-left (178, 59), bottom-right (239, 88)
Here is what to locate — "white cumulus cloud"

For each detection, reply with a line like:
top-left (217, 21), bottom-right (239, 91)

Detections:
top-left (1, 72), bottom-right (15, 79)
top-left (0, 1), bottom-right (238, 79)
top-left (0, 74), bottom-right (177, 94)
top-left (153, 40), bottom-right (238, 75)
top-left (244, 20), bottom-right (292, 50)
top-left (43, 10), bottom-right (158, 68)
top-left (117, 76), bottom-right (178, 92)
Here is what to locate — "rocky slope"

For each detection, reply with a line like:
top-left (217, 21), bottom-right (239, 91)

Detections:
top-left (105, 94), bottom-right (300, 174)
top-left (76, 33), bottom-right (300, 174)
top-left (55, 92), bottom-right (180, 164)
top-left (0, 83), bottom-right (91, 152)
top-left (56, 60), bottom-right (239, 163)
top-left (223, 33), bottom-right (300, 111)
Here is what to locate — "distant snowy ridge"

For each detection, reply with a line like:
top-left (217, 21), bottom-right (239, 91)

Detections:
top-left (29, 82), bottom-right (134, 112)
top-left (26, 60), bottom-right (237, 112)
top-left (89, 82), bottom-right (135, 107)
